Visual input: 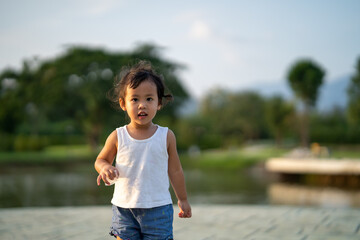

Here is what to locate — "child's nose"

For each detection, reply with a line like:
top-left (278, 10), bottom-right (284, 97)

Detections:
top-left (138, 101), bottom-right (146, 109)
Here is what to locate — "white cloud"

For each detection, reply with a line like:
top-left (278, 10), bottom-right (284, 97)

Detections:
top-left (173, 10), bottom-right (211, 40)
top-left (188, 20), bottom-right (211, 40)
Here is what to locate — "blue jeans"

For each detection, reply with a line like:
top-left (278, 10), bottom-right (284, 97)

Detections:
top-left (110, 204), bottom-right (174, 240)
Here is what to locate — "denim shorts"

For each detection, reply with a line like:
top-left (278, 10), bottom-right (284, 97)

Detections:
top-left (110, 204), bottom-right (174, 240)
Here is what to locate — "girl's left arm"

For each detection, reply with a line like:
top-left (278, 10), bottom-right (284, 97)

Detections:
top-left (167, 129), bottom-right (192, 218)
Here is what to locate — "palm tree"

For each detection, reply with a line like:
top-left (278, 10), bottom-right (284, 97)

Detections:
top-left (287, 59), bottom-right (325, 147)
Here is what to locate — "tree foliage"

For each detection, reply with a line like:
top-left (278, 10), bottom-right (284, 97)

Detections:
top-left (287, 60), bottom-right (325, 107)
top-left (265, 96), bottom-right (295, 146)
top-left (0, 44), bottom-right (189, 149)
top-left (347, 57), bottom-right (360, 125)
top-left (310, 106), bottom-right (360, 144)
top-left (2, 47), bottom-right (359, 152)
top-left (200, 88), bottom-right (267, 147)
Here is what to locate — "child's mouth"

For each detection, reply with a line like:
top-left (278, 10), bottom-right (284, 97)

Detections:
top-left (138, 112), bottom-right (148, 118)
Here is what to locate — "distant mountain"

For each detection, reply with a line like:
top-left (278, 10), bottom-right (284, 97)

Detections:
top-left (317, 76), bottom-right (350, 112)
top-left (245, 75), bottom-right (351, 112)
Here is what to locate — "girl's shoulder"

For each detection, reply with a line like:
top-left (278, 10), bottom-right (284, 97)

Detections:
top-left (106, 129), bottom-right (118, 147)
top-left (100, 129), bottom-right (118, 152)
top-left (109, 129), bottom-right (118, 137)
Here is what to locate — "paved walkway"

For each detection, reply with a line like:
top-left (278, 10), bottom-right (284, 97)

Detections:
top-left (1, 205), bottom-right (360, 240)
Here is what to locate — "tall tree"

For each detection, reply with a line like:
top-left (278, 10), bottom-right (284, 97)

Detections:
top-left (287, 59), bottom-right (325, 147)
top-left (0, 69), bottom-right (22, 133)
top-left (347, 57), bottom-right (360, 125)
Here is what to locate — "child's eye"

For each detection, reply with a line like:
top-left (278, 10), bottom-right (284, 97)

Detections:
top-left (147, 97), bottom-right (153, 101)
top-left (131, 98), bottom-right (138, 102)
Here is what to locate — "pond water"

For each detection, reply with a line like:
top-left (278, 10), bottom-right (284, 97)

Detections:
top-left (0, 163), bottom-right (359, 208)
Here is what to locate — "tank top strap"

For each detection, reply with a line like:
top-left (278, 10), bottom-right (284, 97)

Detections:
top-left (156, 125), bottom-right (168, 153)
top-left (116, 126), bottom-right (128, 149)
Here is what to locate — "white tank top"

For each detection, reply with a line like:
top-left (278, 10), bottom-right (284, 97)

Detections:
top-left (111, 125), bottom-right (172, 208)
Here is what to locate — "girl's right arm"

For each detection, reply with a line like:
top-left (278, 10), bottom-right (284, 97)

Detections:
top-left (94, 130), bottom-right (118, 186)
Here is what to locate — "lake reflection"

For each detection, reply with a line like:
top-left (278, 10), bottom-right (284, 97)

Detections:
top-left (184, 169), bottom-right (269, 205)
top-left (0, 164), bottom-right (268, 208)
top-left (0, 164), bottom-right (113, 207)
top-left (1, 164), bottom-right (360, 208)
top-left (268, 183), bottom-right (360, 208)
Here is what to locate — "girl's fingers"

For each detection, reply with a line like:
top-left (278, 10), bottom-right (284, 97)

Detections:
top-left (96, 175), bottom-right (102, 186)
top-left (97, 174), bottom-right (109, 186)
top-left (97, 168), bottom-right (119, 186)
top-left (104, 171), bottom-right (112, 182)
top-left (103, 176), bottom-right (110, 185)
top-left (178, 209), bottom-right (191, 218)
top-left (109, 169), bottom-right (116, 179)
top-left (107, 168), bottom-right (119, 180)
top-left (113, 169), bottom-right (119, 177)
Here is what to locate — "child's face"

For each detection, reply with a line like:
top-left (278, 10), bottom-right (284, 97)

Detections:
top-left (120, 80), bottom-right (161, 127)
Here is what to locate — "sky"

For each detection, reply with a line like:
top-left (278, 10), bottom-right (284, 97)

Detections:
top-left (1, 0), bottom-right (360, 99)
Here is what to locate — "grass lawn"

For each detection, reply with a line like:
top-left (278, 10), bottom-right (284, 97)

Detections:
top-left (329, 146), bottom-right (360, 159)
top-left (180, 144), bottom-right (360, 171)
top-left (0, 143), bottom-right (358, 169)
top-left (0, 145), bottom-right (97, 165)
top-left (180, 145), bottom-right (289, 171)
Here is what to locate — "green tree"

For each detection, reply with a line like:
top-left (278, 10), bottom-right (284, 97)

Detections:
top-left (0, 43), bottom-right (189, 149)
top-left (287, 59), bottom-right (325, 147)
top-left (265, 96), bottom-right (295, 146)
top-left (200, 88), bottom-right (266, 147)
top-left (175, 115), bottom-right (222, 150)
top-left (0, 69), bottom-right (22, 133)
top-left (310, 107), bottom-right (351, 144)
top-left (347, 57), bottom-right (360, 125)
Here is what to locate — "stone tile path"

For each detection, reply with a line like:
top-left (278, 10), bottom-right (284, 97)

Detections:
top-left (1, 205), bottom-right (359, 240)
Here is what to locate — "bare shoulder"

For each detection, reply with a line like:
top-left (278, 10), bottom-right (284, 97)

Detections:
top-left (105, 130), bottom-right (118, 148)
top-left (108, 129), bottom-right (118, 140)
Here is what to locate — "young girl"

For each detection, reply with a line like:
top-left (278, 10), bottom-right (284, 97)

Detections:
top-left (94, 61), bottom-right (192, 240)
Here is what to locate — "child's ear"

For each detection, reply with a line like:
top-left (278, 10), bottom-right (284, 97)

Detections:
top-left (157, 99), bottom-right (162, 110)
top-left (119, 98), bottom-right (126, 111)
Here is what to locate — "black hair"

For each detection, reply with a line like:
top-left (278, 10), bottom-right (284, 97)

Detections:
top-left (107, 60), bottom-right (173, 110)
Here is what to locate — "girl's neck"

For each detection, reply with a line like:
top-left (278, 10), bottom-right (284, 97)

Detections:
top-left (126, 122), bottom-right (157, 140)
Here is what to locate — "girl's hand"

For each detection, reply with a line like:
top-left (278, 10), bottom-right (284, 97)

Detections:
top-left (96, 165), bottom-right (119, 186)
top-left (178, 200), bottom-right (192, 218)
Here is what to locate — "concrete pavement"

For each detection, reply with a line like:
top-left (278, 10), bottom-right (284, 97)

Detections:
top-left (1, 205), bottom-right (360, 240)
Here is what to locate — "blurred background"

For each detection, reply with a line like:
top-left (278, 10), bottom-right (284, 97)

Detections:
top-left (1, 0), bottom-right (360, 208)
